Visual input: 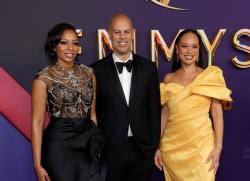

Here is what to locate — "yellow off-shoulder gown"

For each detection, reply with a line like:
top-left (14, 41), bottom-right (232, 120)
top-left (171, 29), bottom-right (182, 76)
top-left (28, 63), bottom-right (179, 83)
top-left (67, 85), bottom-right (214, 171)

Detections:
top-left (160, 66), bottom-right (232, 181)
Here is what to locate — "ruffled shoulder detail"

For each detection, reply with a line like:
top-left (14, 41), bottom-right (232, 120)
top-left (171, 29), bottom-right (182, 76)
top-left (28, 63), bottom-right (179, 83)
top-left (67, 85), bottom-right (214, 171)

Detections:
top-left (192, 66), bottom-right (232, 102)
top-left (160, 83), bottom-right (182, 105)
top-left (160, 83), bottom-right (168, 105)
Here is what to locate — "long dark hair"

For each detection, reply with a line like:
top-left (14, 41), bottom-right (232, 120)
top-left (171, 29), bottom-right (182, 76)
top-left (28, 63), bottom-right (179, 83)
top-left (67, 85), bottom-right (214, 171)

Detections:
top-left (44, 23), bottom-right (78, 64)
top-left (172, 29), bottom-right (203, 72)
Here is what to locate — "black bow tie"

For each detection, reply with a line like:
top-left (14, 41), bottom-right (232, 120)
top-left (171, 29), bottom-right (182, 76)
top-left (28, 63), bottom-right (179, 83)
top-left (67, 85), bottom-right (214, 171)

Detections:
top-left (115, 60), bottom-right (133, 74)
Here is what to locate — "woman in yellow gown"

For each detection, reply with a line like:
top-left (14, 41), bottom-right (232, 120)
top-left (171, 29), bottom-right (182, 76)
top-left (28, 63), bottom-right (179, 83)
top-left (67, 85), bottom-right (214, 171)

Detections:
top-left (154, 29), bottom-right (232, 181)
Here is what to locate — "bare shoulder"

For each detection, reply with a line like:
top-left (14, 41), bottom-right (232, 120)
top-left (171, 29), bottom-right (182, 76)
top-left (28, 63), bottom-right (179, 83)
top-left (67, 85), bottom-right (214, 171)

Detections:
top-left (32, 78), bottom-right (47, 91)
top-left (163, 72), bottom-right (175, 84)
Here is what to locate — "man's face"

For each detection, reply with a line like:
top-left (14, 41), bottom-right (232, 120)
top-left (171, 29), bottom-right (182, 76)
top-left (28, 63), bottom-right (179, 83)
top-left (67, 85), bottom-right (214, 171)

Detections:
top-left (108, 16), bottom-right (134, 61)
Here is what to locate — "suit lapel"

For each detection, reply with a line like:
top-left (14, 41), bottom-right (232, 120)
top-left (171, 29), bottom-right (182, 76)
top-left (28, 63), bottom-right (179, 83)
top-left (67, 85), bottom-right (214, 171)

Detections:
top-left (103, 56), bottom-right (127, 104)
top-left (129, 55), bottom-right (143, 104)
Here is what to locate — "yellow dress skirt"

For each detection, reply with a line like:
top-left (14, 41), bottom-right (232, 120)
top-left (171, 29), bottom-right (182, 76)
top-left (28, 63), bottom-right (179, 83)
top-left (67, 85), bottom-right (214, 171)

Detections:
top-left (160, 66), bottom-right (232, 181)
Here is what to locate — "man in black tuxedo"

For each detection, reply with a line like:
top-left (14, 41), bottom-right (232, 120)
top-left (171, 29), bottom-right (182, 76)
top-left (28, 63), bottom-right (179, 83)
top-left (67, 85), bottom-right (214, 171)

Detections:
top-left (92, 14), bottom-right (161, 181)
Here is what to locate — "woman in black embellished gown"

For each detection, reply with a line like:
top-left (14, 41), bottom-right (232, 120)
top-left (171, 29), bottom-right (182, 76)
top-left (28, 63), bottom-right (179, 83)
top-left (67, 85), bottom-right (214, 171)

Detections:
top-left (31, 23), bottom-right (106, 181)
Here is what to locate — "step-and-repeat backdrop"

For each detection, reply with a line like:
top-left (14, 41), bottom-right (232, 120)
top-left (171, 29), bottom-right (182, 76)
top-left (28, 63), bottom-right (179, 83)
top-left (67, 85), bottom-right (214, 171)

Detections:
top-left (1, 0), bottom-right (249, 180)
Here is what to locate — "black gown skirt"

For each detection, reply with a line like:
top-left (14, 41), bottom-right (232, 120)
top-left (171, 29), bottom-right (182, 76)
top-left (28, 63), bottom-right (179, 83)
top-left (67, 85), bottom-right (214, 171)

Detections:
top-left (41, 117), bottom-right (106, 181)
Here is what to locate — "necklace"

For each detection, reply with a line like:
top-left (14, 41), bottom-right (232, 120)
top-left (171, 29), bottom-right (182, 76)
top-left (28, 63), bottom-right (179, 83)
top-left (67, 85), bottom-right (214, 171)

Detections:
top-left (54, 63), bottom-right (83, 77)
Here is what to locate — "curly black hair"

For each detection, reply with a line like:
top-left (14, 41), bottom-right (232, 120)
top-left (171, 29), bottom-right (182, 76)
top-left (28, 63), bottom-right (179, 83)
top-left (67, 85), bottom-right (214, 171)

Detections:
top-left (44, 23), bottom-right (78, 64)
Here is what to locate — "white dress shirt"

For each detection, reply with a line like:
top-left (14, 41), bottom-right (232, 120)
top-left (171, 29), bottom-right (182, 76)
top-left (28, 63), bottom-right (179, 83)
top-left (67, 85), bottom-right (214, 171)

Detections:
top-left (113, 53), bottom-right (133, 137)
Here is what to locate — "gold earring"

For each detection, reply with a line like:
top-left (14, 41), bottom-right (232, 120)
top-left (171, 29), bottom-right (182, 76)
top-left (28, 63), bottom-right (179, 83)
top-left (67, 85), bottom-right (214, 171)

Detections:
top-left (176, 53), bottom-right (179, 62)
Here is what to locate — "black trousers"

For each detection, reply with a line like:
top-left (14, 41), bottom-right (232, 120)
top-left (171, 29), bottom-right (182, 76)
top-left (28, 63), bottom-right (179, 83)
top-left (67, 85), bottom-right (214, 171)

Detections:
top-left (105, 137), bottom-right (153, 181)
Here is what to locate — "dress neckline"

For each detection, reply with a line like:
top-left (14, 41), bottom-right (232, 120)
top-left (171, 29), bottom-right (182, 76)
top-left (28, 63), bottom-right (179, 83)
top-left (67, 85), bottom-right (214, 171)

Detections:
top-left (162, 66), bottom-right (214, 88)
top-left (55, 63), bottom-right (77, 71)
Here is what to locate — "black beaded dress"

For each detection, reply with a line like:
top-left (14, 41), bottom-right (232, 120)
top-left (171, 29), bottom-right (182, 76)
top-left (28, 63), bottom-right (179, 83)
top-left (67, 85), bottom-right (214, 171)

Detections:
top-left (35, 63), bottom-right (106, 181)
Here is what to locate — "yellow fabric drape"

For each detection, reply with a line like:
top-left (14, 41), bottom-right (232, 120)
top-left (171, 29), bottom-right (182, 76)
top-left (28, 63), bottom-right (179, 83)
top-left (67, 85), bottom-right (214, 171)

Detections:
top-left (160, 66), bottom-right (232, 181)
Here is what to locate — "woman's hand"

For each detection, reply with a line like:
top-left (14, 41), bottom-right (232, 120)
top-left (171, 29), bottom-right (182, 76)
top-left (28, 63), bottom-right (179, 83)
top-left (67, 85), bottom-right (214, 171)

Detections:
top-left (35, 165), bottom-right (51, 181)
top-left (154, 149), bottom-right (163, 171)
top-left (206, 146), bottom-right (222, 174)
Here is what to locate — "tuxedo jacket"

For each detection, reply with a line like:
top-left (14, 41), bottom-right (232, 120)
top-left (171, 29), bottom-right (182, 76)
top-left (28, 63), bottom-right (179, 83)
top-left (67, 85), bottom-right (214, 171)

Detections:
top-left (92, 52), bottom-right (161, 163)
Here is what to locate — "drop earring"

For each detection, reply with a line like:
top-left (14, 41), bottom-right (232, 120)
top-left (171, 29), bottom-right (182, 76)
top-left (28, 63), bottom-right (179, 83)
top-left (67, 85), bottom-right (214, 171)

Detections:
top-left (176, 52), bottom-right (179, 62)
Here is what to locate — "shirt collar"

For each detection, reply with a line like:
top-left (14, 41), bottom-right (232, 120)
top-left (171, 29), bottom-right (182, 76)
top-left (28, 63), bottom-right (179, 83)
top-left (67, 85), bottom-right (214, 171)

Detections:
top-left (112, 52), bottom-right (133, 63)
